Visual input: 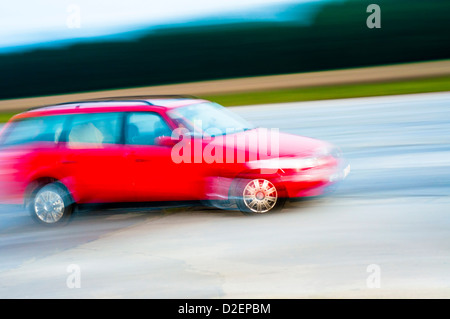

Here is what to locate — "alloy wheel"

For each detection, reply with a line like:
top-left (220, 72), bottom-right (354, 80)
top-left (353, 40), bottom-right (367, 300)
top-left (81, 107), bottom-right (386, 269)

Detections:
top-left (34, 190), bottom-right (66, 224)
top-left (242, 179), bottom-right (278, 213)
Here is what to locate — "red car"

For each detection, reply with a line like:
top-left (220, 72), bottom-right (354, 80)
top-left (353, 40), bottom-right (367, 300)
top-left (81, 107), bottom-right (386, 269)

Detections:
top-left (0, 96), bottom-right (350, 225)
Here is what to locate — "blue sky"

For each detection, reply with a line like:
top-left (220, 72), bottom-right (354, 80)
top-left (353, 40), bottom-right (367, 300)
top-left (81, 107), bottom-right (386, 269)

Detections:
top-left (0, 0), bottom-right (328, 51)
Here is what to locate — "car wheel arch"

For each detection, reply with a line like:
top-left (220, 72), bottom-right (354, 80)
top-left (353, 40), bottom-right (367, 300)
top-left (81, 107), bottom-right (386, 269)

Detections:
top-left (24, 177), bottom-right (75, 208)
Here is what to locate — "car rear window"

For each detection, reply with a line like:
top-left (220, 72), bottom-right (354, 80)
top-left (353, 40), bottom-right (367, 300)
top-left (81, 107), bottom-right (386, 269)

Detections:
top-left (67, 112), bottom-right (122, 148)
top-left (0, 115), bottom-right (66, 147)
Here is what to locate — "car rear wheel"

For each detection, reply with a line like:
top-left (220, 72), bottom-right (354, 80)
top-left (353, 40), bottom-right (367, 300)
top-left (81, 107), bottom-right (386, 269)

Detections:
top-left (236, 178), bottom-right (285, 215)
top-left (30, 183), bottom-right (74, 226)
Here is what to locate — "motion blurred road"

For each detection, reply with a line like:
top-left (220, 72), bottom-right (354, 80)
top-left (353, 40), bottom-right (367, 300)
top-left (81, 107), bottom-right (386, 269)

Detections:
top-left (0, 92), bottom-right (449, 298)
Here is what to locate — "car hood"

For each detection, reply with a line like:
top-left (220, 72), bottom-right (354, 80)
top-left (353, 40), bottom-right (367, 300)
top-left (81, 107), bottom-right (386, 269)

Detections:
top-left (207, 128), bottom-right (332, 161)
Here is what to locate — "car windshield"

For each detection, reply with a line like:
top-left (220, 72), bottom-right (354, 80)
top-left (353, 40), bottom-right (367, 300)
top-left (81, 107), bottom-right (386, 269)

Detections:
top-left (167, 102), bottom-right (255, 137)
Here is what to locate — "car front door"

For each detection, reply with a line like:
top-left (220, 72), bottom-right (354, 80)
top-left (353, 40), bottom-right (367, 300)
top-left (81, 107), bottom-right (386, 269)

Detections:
top-left (124, 112), bottom-right (205, 202)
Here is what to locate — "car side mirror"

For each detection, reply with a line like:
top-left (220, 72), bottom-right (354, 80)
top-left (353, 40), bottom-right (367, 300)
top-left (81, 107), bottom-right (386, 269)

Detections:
top-left (155, 136), bottom-right (179, 147)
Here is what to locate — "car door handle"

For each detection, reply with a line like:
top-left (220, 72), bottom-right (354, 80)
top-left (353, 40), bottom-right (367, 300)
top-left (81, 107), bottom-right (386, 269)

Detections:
top-left (135, 158), bottom-right (150, 163)
top-left (62, 160), bottom-right (77, 164)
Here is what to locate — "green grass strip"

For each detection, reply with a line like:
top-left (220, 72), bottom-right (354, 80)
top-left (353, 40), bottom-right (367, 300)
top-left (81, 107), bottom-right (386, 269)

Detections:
top-left (0, 112), bottom-right (17, 124)
top-left (0, 75), bottom-right (449, 123)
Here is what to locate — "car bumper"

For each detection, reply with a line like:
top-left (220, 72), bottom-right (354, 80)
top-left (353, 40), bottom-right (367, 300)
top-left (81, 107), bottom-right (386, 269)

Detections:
top-left (280, 162), bottom-right (350, 198)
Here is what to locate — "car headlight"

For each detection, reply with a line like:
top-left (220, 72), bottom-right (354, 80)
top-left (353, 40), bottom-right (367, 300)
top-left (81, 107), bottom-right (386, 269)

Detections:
top-left (247, 146), bottom-right (342, 172)
top-left (247, 156), bottom-right (326, 170)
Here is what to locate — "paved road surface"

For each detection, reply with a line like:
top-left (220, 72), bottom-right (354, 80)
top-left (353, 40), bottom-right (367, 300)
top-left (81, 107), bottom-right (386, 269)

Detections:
top-left (0, 92), bottom-right (449, 298)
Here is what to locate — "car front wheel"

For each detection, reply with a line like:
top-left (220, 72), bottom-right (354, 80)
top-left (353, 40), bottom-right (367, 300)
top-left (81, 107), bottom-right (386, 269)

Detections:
top-left (236, 178), bottom-right (285, 215)
top-left (30, 183), bottom-right (74, 226)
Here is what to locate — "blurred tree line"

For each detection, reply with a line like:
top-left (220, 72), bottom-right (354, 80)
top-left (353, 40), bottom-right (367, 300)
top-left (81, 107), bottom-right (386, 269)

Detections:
top-left (0, 0), bottom-right (449, 99)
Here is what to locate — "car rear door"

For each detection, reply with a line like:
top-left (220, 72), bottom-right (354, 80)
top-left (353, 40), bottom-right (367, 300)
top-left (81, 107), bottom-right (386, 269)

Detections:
top-left (60, 112), bottom-right (132, 204)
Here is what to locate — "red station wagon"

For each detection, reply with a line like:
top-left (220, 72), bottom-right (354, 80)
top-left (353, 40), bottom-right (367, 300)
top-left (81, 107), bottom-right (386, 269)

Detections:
top-left (0, 96), bottom-right (350, 225)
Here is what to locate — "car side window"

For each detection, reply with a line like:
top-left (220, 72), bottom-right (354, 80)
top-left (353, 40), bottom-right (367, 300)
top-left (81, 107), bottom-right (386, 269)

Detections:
top-left (67, 112), bottom-right (122, 148)
top-left (126, 112), bottom-right (172, 146)
top-left (0, 115), bottom-right (66, 147)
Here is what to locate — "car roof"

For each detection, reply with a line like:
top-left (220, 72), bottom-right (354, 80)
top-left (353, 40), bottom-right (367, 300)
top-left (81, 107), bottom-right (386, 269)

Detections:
top-left (11, 95), bottom-right (207, 121)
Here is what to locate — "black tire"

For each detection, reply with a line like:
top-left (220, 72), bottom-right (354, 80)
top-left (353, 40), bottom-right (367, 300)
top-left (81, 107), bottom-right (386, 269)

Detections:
top-left (29, 182), bottom-right (74, 226)
top-left (202, 199), bottom-right (236, 211)
top-left (235, 178), bottom-right (286, 216)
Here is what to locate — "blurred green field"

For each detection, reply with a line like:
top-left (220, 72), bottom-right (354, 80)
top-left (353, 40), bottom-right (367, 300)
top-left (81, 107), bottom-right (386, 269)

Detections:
top-left (0, 75), bottom-right (449, 123)
top-left (201, 75), bottom-right (450, 107)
